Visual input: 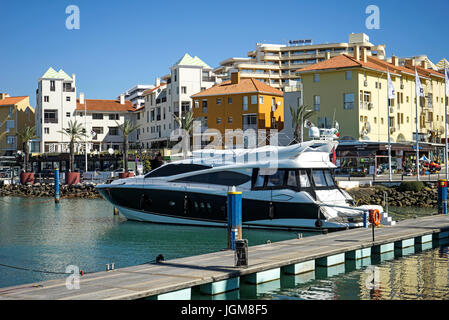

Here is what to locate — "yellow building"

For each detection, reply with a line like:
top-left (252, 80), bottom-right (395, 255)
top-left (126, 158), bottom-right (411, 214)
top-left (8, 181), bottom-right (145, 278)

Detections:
top-left (0, 94), bottom-right (35, 155)
top-left (191, 72), bottom-right (284, 148)
top-left (297, 49), bottom-right (447, 144)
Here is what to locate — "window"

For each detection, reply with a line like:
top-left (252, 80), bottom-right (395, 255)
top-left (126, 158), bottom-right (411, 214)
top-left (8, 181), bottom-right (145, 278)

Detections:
top-left (314, 95), bottom-right (320, 111)
top-left (318, 117), bottom-right (332, 129)
top-left (194, 100), bottom-right (199, 108)
top-left (228, 97), bottom-right (233, 104)
top-left (266, 171), bottom-right (285, 187)
top-left (44, 96), bottom-right (49, 102)
top-left (44, 128), bottom-right (49, 134)
top-left (44, 110), bottom-right (58, 123)
top-left (344, 93), bottom-right (354, 109)
top-left (251, 95), bottom-right (257, 105)
top-left (312, 170), bottom-right (327, 187)
top-left (8, 107), bottom-right (13, 118)
top-left (286, 171), bottom-right (298, 187)
top-left (92, 127), bottom-right (104, 134)
top-left (345, 71), bottom-right (352, 80)
top-left (66, 96), bottom-right (71, 102)
top-left (314, 74), bottom-right (320, 83)
top-left (92, 113), bottom-right (103, 120)
top-left (228, 117), bottom-right (233, 123)
top-left (259, 96), bottom-right (264, 104)
top-left (243, 96), bottom-right (248, 111)
top-left (242, 114), bottom-right (257, 130)
top-left (181, 86), bottom-right (187, 94)
top-left (6, 136), bottom-right (15, 145)
top-left (145, 164), bottom-right (210, 178)
top-left (216, 98), bottom-right (221, 105)
top-left (299, 170), bottom-right (310, 188)
top-left (109, 114), bottom-right (119, 120)
top-left (202, 100), bottom-right (208, 113)
top-left (216, 118), bottom-right (221, 124)
top-left (109, 127), bottom-right (119, 135)
top-left (66, 112), bottom-right (70, 117)
top-left (50, 80), bottom-right (55, 91)
top-left (323, 171), bottom-right (335, 187)
top-left (174, 171), bottom-right (251, 187)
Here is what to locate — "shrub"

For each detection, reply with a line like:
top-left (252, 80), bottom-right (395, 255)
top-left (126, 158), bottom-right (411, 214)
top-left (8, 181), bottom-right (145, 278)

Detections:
top-left (398, 181), bottom-right (424, 192)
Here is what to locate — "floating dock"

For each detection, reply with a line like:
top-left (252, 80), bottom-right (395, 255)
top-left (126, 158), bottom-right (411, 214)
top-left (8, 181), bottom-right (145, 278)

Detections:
top-left (1, 214), bottom-right (449, 300)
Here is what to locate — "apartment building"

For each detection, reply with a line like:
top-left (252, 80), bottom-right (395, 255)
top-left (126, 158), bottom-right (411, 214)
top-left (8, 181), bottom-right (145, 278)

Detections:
top-left (0, 94), bottom-right (35, 155)
top-left (75, 93), bottom-right (135, 152)
top-left (298, 48), bottom-right (446, 142)
top-left (136, 80), bottom-right (168, 149)
top-left (119, 84), bottom-right (154, 108)
top-left (136, 53), bottom-right (217, 149)
top-left (214, 33), bottom-right (386, 91)
top-left (191, 71), bottom-right (284, 148)
top-left (297, 48), bottom-right (446, 172)
top-left (35, 67), bottom-right (77, 153)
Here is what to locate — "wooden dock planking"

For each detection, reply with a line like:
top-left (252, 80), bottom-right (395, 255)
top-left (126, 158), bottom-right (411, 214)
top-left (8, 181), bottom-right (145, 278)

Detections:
top-left (1, 214), bottom-right (449, 300)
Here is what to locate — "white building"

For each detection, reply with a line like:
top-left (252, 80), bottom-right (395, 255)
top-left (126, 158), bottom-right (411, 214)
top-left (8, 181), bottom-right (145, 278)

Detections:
top-left (214, 33), bottom-right (386, 90)
top-left (137, 53), bottom-right (217, 149)
top-left (119, 84), bottom-right (154, 109)
top-left (75, 93), bottom-right (135, 152)
top-left (35, 67), bottom-right (77, 153)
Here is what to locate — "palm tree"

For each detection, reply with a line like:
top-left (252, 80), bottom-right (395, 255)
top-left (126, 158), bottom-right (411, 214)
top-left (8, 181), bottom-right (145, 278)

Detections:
top-left (290, 104), bottom-right (315, 144)
top-left (16, 126), bottom-right (37, 172)
top-left (173, 111), bottom-right (194, 136)
top-left (173, 111), bottom-right (194, 156)
top-left (58, 120), bottom-right (87, 172)
top-left (116, 119), bottom-right (140, 172)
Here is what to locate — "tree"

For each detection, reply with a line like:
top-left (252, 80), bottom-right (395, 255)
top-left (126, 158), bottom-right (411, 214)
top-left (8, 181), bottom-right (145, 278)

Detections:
top-left (289, 104), bottom-right (315, 144)
top-left (116, 119), bottom-right (140, 172)
top-left (173, 110), bottom-right (194, 136)
top-left (16, 126), bottom-right (37, 172)
top-left (58, 120), bottom-right (87, 172)
top-left (173, 111), bottom-right (194, 157)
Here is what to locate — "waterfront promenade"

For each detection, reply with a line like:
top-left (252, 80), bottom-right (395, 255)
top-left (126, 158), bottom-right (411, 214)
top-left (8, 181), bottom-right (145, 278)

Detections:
top-left (1, 214), bottom-right (449, 300)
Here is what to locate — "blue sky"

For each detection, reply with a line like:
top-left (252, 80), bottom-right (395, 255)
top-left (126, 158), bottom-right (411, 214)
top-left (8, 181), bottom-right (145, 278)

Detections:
top-left (0, 0), bottom-right (448, 101)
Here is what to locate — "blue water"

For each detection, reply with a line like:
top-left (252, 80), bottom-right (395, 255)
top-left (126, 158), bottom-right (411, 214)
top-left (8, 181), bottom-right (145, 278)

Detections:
top-left (1, 197), bottom-right (448, 300)
top-left (0, 197), bottom-right (305, 288)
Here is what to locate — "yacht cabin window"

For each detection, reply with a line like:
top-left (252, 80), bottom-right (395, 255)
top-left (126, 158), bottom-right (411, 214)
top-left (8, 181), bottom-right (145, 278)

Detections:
top-left (299, 170), bottom-right (310, 188)
top-left (252, 168), bottom-right (336, 191)
top-left (311, 170), bottom-right (327, 187)
top-left (266, 171), bottom-right (285, 187)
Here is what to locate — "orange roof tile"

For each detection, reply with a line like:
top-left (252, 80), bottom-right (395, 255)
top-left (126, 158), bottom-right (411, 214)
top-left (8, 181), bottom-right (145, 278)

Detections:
top-left (191, 78), bottom-right (283, 98)
top-left (297, 54), bottom-right (444, 79)
top-left (76, 99), bottom-right (134, 112)
top-left (0, 96), bottom-right (28, 106)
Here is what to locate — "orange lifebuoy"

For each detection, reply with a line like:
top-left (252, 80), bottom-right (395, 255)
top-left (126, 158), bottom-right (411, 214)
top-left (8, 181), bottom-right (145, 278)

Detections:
top-left (369, 209), bottom-right (381, 226)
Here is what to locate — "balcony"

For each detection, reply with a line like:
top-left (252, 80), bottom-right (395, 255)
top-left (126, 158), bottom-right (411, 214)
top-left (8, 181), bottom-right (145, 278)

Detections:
top-left (202, 76), bottom-right (216, 82)
top-left (63, 87), bottom-right (75, 93)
